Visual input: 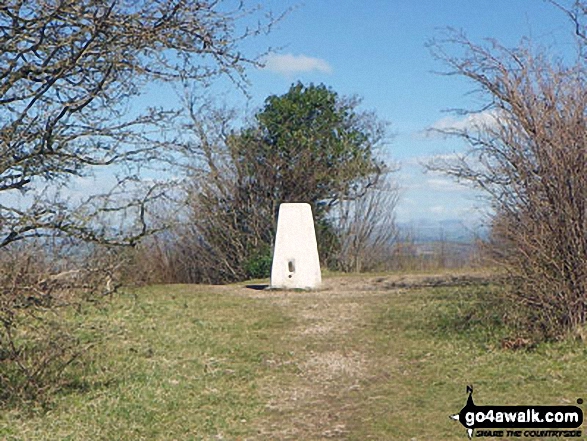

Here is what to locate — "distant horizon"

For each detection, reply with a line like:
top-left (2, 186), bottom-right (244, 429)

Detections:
top-left (396, 217), bottom-right (489, 242)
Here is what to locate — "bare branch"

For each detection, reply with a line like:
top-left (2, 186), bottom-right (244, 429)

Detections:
top-left (428, 22), bottom-right (587, 338)
top-left (0, 0), bottom-right (279, 247)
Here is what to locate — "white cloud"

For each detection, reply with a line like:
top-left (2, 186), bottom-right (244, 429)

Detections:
top-left (427, 109), bottom-right (503, 135)
top-left (425, 177), bottom-right (470, 192)
top-left (262, 53), bottom-right (333, 76)
top-left (429, 205), bottom-right (447, 214)
top-left (397, 158), bottom-right (481, 198)
top-left (401, 153), bottom-right (462, 168)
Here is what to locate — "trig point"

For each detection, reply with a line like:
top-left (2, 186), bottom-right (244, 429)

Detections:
top-left (270, 203), bottom-right (321, 290)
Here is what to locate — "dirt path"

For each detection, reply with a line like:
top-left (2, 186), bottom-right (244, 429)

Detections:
top-left (242, 277), bottom-right (379, 440)
top-left (230, 271), bottom-right (496, 440)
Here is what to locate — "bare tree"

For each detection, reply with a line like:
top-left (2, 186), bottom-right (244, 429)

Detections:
top-left (0, 0), bottom-right (279, 402)
top-left (428, 23), bottom-right (587, 338)
top-left (332, 177), bottom-right (399, 273)
top-left (0, 0), bottom-right (275, 248)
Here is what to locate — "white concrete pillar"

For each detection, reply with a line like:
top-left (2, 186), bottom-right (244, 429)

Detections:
top-left (270, 203), bottom-right (321, 290)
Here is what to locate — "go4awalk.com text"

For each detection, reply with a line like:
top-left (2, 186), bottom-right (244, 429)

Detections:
top-left (450, 386), bottom-right (583, 439)
top-left (475, 429), bottom-right (582, 438)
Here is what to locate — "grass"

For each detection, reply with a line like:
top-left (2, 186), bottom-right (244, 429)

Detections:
top-left (1, 275), bottom-right (586, 440)
top-left (0, 285), bottom-right (293, 440)
top-left (350, 285), bottom-right (587, 440)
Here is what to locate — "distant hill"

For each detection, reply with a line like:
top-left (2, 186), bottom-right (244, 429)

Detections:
top-left (397, 218), bottom-right (489, 243)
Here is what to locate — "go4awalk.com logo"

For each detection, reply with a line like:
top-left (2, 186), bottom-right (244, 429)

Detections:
top-left (450, 386), bottom-right (583, 439)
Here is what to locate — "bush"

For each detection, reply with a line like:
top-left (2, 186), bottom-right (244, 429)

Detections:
top-left (0, 240), bottom-right (121, 405)
top-left (243, 248), bottom-right (273, 279)
top-left (429, 22), bottom-right (587, 340)
top-left (163, 83), bottom-right (391, 284)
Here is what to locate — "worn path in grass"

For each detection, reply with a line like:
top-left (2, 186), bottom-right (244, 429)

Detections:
top-left (232, 272), bottom-right (496, 440)
top-left (233, 271), bottom-right (587, 441)
top-left (243, 276), bottom-right (381, 439)
top-left (3, 270), bottom-right (586, 440)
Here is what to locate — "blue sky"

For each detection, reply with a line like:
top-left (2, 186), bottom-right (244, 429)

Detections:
top-left (72, 1), bottom-right (578, 229)
top-left (204, 0), bottom-right (576, 226)
top-left (5, 1), bottom-right (580, 243)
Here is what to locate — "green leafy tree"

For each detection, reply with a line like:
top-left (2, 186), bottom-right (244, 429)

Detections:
top-left (230, 82), bottom-right (389, 271)
top-left (233, 82), bottom-right (386, 221)
top-left (172, 83), bottom-right (390, 282)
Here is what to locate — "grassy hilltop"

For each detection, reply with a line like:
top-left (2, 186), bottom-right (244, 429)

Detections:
top-left (1, 272), bottom-right (586, 440)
